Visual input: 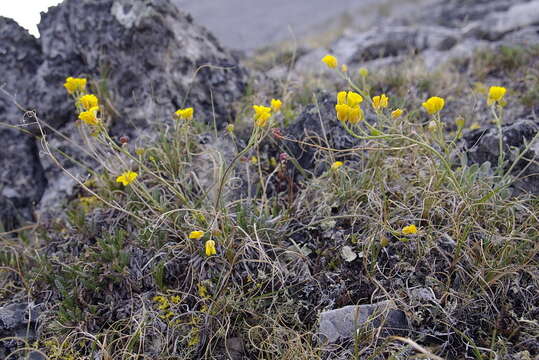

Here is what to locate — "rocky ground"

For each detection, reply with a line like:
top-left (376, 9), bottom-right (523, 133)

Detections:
top-left (0, 0), bottom-right (538, 359)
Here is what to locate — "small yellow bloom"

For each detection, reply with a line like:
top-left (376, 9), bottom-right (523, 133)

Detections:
top-left (455, 116), bottom-right (465, 129)
top-left (116, 170), bottom-right (138, 186)
top-left (341, 64), bottom-right (348, 73)
top-left (372, 94), bottom-right (389, 110)
top-left (358, 67), bottom-right (369, 77)
top-left (346, 91), bottom-right (363, 107)
top-left (271, 99), bottom-right (282, 112)
top-left (170, 295), bottom-right (181, 304)
top-left (253, 105), bottom-right (272, 127)
top-left (321, 54), bottom-right (338, 69)
top-left (250, 156), bottom-right (258, 165)
top-left (64, 77), bottom-right (87, 94)
top-left (422, 96), bottom-right (445, 115)
top-left (487, 86), bottom-right (507, 106)
top-left (175, 107), bottom-right (194, 120)
top-left (391, 109), bottom-right (404, 119)
top-left (205, 239), bottom-right (217, 256)
top-left (402, 224), bottom-right (418, 235)
top-left (78, 106), bottom-right (100, 126)
top-left (79, 94), bottom-right (99, 110)
top-left (188, 230), bottom-right (205, 240)
top-left (331, 161), bottom-right (344, 170)
top-left (347, 106), bottom-right (364, 124)
top-left (226, 123), bottom-right (235, 133)
top-left (470, 122), bottom-right (481, 130)
top-left (135, 148), bottom-right (145, 156)
top-left (197, 284), bottom-right (208, 298)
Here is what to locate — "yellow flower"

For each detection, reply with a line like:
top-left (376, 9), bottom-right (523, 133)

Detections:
top-left (64, 77), bottom-right (87, 94)
top-left (422, 96), bottom-right (445, 115)
top-left (487, 86), bottom-right (507, 106)
top-left (188, 230), bottom-right (204, 240)
top-left (226, 123), bottom-right (235, 133)
top-left (271, 99), bottom-right (282, 112)
top-left (341, 64), bottom-right (348, 73)
top-left (402, 224), bottom-right (418, 235)
top-left (175, 107), bottom-right (194, 120)
top-left (455, 116), bottom-right (465, 129)
top-left (253, 105), bottom-right (272, 127)
top-left (321, 54), bottom-right (338, 69)
top-left (470, 122), bottom-right (481, 130)
top-left (170, 295), bottom-right (181, 304)
top-left (79, 94), bottom-right (99, 110)
top-left (250, 156), bottom-right (258, 165)
top-left (331, 161), bottom-right (344, 170)
top-left (135, 148), bottom-right (145, 156)
top-left (78, 106), bottom-right (100, 126)
top-left (391, 109), bottom-right (404, 119)
top-left (358, 67), bottom-right (369, 77)
top-left (197, 284), bottom-right (208, 298)
top-left (372, 94), bottom-right (389, 110)
top-left (335, 91), bottom-right (364, 124)
top-left (116, 170), bottom-right (138, 186)
top-left (205, 240), bottom-right (217, 256)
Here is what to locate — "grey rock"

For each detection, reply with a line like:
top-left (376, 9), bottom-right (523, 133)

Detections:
top-left (0, 302), bottom-right (42, 359)
top-left (0, 17), bottom-right (46, 229)
top-left (467, 0), bottom-right (539, 41)
top-left (283, 92), bottom-right (364, 174)
top-left (462, 119), bottom-right (539, 194)
top-left (1, 0), bottom-right (249, 222)
top-left (332, 25), bottom-right (459, 65)
top-left (318, 301), bottom-right (408, 343)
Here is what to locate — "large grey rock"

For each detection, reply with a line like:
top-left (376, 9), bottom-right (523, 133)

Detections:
top-left (0, 302), bottom-right (42, 359)
top-left (35, 0), bottom-right (248, 133)
top-left (0, 17), bottom-right (46, 229)
top-left (1, 0), bottom-right (249, 222)
top-left (283, 92), bottom-right (364, 174)
top-left (462, 119), bottom-right (539, 194)
top-left (332, 25), bottom-right (459, 65)
top-left (467, 0), bottom-right (539, 40)
top-left (318, 301), bottom-right (408, 343)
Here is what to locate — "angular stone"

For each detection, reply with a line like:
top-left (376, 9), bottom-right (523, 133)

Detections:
top-left (0, 17), bottom-right (46, 229)
top-left (318, 301), bottom-right (408, 343)
top-left (462, 119), bottom-right (539, 194)
top-left (0, 302), bottom-right (42, 359)
top-left (332, 25), bottom-right (459, 65)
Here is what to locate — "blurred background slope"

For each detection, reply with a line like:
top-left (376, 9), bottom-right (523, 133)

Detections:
top-left (174, 0), bottom-right (431, 53)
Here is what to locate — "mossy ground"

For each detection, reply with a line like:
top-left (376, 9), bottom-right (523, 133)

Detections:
top-left (1, 45), bottom-right (538, 360)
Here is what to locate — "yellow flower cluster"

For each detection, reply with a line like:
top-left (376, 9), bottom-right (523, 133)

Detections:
top-left (188, 230), bottom-right (204, 240)
top-left (335, 91), bottom-right (364, 124)
top-left (331, 161), bottom-right (344, 170)
top-left (372, 94), bottom-right (389, 111)
top-left (422, 96), bottom-right (445, 115)
top-left (65, 76), bottom-right (103, 126)
top-left (321, 54), bottom-right (338, 69)
top-left (116, 170), bottom-right (138, 186)
top-left (153, 294), bottom-right (182, 321)
top-left (78, 106), bottom-right (100, 126)
top-left (253, 105), bottom-right (271, 127)
top-left (253, 98), bottom-right (283, 127)
top-left (175, 107), bottom-right (194, 120)
top-left (402, 224), bottom-right (418, 235)
top-left (79, 94), bottom-right (99, 110)
top-left (487, 86), bottom-right (506, 106)
top-left (205, 239), bottom-right (217, 256)
top-left (64, 77), bottom-right (87, 94)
